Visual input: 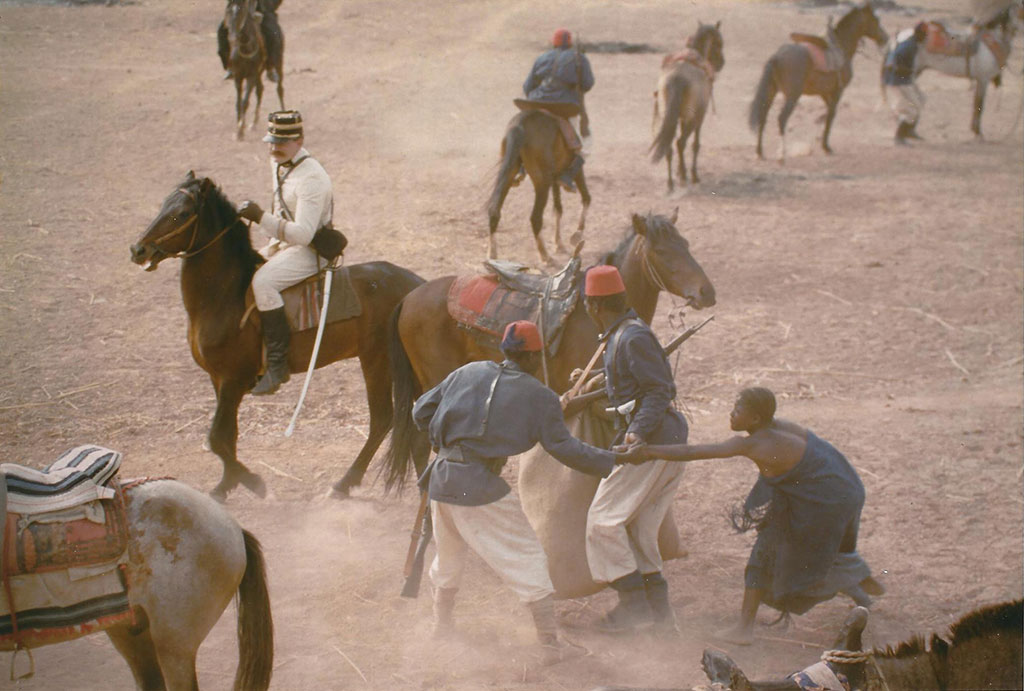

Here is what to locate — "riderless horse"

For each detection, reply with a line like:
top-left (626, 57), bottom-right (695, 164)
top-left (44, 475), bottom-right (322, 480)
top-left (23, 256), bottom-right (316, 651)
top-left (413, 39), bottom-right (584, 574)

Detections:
top-left (225, 0), bottom-right (284, 140)
top-left (130, 173), bottom-right (424, 500)
top-left (1, 465), bottom-right (273, 690)
top-left (749, 2), bottom-right (888, 161)
top-left (650, 22), bottom-right (726, 191)
top-left (887, 6), bottom-right (1022, 138)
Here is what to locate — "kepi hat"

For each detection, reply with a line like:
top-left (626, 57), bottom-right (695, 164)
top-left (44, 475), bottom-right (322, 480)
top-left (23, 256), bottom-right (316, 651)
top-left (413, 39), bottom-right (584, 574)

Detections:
top-left (263, 110), bottom-right (303, 143)
top-left (501, 320), bottom-right (543, 353)
top-left (585, 265), bottom-right (626, 297)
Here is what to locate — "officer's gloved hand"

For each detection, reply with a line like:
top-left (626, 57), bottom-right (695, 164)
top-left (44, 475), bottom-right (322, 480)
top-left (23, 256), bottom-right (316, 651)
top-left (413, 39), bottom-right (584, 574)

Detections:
top-left (238, 201), bottom-right (264, 223)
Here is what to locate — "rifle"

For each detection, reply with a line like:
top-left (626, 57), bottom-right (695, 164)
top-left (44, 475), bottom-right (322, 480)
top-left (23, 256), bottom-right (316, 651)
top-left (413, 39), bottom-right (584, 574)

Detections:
top-left (400, 490), bottom-right (433, 598)
top-left (574, 33), bottom-right (591, 139)
top-left (561, 315), bottom-right (715, 416)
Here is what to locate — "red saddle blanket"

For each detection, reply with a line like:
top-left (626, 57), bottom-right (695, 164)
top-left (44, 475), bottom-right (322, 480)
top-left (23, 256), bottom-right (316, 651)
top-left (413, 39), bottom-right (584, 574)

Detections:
top-left (923, 21), bottom-right (966, 55)
top-left (661, 50), bottom-right (716, 81)
top-left (446, 259), bottom-right (582, 354)
top-left (791, 34), bottom-right (834, 73)
top-left (1, 481), bottom-right (132, 648)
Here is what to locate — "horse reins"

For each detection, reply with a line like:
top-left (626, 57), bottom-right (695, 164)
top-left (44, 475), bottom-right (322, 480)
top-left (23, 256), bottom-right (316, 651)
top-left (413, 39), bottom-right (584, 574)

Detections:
top-left (229, 1), bottom-right (264, 60)
top-left (145, 186), bottom-right (237, 261)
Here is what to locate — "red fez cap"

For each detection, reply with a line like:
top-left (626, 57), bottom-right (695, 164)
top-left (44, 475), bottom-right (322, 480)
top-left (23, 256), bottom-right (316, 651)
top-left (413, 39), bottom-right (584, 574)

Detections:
top-left (585, 265), bottom-right (626, 297)
top-left (552, 28), bottom-right (572, 48)
top-left (502, 320), bottom-right (543, 352)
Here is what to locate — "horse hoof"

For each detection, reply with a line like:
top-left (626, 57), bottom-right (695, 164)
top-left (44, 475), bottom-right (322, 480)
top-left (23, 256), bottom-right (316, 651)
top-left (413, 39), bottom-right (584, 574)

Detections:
top-left (326, 486), bottom-right (350, 501)
top-left (240, 472), bottom-right (268, 499)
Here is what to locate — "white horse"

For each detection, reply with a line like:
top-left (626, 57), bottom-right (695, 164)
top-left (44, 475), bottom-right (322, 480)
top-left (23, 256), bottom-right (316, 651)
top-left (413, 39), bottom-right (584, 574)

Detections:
top-left (2, 478), bottom-right (273, 690)
top-left (890, 6), bottom-right (1023, 138)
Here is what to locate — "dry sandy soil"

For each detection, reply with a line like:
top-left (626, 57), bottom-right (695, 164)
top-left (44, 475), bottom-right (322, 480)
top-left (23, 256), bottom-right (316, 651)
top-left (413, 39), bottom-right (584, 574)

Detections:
top-left (1, 0), bottom-right (1022, 688)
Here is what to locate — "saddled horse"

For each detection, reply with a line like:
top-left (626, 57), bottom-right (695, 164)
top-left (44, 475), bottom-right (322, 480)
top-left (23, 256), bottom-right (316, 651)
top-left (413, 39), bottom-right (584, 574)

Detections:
top-left (2, 476), bottom-right (273, 690)
top-left (749, 2), bottom-right (888, 161)
top-left (487, 109), bottom-right (590, 266)
top-left (382, 210), bottom-right (715, 489)
top-left (888, 6), bottom-right (1022, 138)
top-left (225, 0), bottom-right (284, 140)
top-left (594, 600), bottom-right (1024, 690)
top-left (650, 21), bottom-right (726, 191)
top-left (129, 172), bottom-right (424, 500)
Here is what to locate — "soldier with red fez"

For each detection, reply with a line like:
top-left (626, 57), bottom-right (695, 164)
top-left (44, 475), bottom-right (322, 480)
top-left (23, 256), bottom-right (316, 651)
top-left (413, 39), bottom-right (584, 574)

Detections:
top-left (412, 320), bottom-right (641, 663)
top-left (520, 28), bottom-right (595, 192)
top-left (238, 110), bottom-right (335, 395)
top-left (581, 265), bottom-right (689, 634)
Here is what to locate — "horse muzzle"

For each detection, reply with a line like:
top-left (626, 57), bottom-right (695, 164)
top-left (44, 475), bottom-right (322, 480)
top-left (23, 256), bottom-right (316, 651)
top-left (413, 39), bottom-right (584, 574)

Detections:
top-left (129, 243), bottom-right (164, 272)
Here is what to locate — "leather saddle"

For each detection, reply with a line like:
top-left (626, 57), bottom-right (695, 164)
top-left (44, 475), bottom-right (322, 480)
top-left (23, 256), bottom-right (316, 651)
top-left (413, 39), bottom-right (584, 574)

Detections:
top-left (447, 255), bottom-right (583, 355)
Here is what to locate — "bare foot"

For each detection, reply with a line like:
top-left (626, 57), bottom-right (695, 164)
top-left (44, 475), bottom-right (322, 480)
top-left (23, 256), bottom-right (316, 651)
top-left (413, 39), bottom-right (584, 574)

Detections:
top-left (714, 625), bottom-right (753, 646)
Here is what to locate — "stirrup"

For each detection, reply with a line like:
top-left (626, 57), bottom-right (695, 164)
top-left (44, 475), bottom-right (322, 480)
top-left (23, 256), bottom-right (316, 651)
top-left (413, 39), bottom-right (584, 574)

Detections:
top-left (557, 174), bottom-right (578, 194)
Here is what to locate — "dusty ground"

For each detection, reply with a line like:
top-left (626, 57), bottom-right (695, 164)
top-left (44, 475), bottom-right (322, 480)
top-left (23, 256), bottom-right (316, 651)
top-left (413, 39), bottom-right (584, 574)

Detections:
top-left (1, 0), bottom-right (1022, 688)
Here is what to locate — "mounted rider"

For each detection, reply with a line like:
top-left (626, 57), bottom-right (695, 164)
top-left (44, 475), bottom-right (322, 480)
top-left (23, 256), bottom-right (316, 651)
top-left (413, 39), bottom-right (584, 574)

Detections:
top-left (218, 0), bottom-right (284, 83)
top-left (516, 28), bottom-right (594, 193)
top-left (238, 110), bottom-right (338, 396)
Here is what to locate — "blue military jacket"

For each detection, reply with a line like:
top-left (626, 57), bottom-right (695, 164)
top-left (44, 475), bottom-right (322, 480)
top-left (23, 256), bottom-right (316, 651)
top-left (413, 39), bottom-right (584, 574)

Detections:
top-left (412, 359), bottom-right (616, 506)
top-left (883, 36), bottom-right (919, 85)
top-left (600, 310), bottom-right (688, 445)
top-left (523, 47), bottom-right (595, 105)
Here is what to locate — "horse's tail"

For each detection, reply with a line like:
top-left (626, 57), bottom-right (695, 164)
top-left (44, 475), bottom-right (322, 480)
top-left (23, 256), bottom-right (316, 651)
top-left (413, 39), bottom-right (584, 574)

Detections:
top-left (381, 300), bottom-right (421, 492)
top-left (649, 72), bottom-right (686, 163)
top-left (234, 529), bottom-right (274, 691)
top-left (487, 115), bottom-right (527, 223)
top-left (749, 57), bottom-right (777, 132)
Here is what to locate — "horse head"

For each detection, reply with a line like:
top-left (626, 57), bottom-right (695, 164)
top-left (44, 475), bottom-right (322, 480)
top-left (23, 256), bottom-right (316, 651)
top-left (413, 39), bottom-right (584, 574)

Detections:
top-left (694, 21), bottom-right (725, 73)
top-left (225, 0), bottom-right (259, 42)
top-left (631, 211), bottom-right (716, 310)
top-left (130, 171), bottom-right (246, 272)
top-left (855, 2), bottom-right (889, 48)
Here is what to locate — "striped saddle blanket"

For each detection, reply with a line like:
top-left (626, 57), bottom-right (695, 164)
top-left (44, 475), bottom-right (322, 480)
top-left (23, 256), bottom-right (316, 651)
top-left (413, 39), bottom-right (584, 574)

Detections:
top-left (1, 445), bottom-right (133, 649)
top-left (281, 265), bottom-right (362, 333)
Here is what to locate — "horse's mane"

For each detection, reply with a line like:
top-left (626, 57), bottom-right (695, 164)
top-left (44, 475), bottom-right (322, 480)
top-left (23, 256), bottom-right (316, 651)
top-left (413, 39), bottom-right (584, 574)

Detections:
top-left (182, 175), bottom-right (266, 290)
top-left (874, 600), bottom-right (1023, 661)
top-left (948, 599), bottom-right (1023, 646)
top-left (597, 212), bottom-right (680, 267)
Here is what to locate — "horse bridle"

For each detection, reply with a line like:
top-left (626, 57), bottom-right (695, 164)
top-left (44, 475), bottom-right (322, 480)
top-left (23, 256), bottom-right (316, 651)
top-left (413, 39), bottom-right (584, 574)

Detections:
top-left (143, 185), bottom-right (235, 262)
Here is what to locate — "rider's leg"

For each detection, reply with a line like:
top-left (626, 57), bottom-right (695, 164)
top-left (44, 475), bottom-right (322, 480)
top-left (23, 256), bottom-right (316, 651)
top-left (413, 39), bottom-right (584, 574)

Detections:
top-left (217, 21), bottom-right (232, 79)
top-left (261, 12), bottom-right (283, 83)
top-left (554, 116), bottom-right (585, 193)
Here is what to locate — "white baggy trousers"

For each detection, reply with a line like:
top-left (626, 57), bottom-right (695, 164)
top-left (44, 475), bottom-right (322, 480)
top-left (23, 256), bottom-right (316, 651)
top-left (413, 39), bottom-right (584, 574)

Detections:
top-left (429, 493), bottom-right (554, 604)
top-left (586, 459), bottom-right (685, 583)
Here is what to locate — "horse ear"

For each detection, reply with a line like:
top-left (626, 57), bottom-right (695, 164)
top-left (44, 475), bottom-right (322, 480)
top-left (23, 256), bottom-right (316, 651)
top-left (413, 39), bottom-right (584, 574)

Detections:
top-left (670, 206), bottom-right (679, 224)
top-left (716, 20), bottom-right (721, 30)
top-left (631, 213), bottom-right (648, 236)
top-left (186, 170), bottom-right (196, 181)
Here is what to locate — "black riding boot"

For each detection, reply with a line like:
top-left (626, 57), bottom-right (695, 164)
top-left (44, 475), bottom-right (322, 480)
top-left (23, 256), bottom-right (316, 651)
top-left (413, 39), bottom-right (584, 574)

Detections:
top-left (597, 571), bottom-right (654, 632)
top-left (557, 155), bottom-right (585, 193)
top-left (252, 307), bottom-right (291, 395)
top-left (217, 21), bottom-right (233, 79)
top-left (894, 121), bottom-right (913, 146)
top-left (643, 572), bottom-right (679, 635)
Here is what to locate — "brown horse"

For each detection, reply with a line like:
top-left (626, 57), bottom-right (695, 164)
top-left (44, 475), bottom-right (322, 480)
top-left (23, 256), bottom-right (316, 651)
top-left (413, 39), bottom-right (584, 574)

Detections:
top-left (487, 109), bottom-right (590, 266)
top-left (596, 600), bottom-right (1024, 690)
top-left (2, 478), bottom-right (273, 690)
top-left (749, 2), bottom-right (888, 161)
top-left (129, 172), bottom-right (424, 501)
top-left (650, 22), bottom-right (726, 191)
top-left (383, 210), bottom-right (716, 491)
top-left (225, 0), bottom-right (284, 140)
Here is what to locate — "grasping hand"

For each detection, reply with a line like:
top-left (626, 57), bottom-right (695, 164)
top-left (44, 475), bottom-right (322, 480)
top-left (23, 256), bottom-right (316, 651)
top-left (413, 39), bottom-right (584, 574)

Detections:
top-left (238, 201), bottom-right (264, 223)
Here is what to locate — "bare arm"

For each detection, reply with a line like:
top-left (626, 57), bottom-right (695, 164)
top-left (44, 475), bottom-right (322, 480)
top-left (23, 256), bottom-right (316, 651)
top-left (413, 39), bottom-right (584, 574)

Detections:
top-left (644, 436), bottom-right (754, 462)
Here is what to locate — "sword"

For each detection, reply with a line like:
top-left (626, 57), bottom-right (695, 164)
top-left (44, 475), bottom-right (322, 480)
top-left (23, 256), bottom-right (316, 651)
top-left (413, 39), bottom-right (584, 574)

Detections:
top-left (285, 266), bottom-right (333, 437)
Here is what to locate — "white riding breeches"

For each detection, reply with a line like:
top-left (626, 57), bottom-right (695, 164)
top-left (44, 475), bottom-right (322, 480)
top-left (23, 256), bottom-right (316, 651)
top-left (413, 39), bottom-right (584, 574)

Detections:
top-left (428, 494), bottom-right (555, 604)
top-left (586, 459), bottom-right (685, 583)
top-left (887, 83), bottom-right (925, 125)
top-left (251, 244), bottom-right (321, 310)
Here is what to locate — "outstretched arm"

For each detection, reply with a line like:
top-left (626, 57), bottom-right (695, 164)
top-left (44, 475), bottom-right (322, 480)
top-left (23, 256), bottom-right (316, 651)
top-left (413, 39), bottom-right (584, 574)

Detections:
top-left (644, 435), bottom-right (752, 462)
